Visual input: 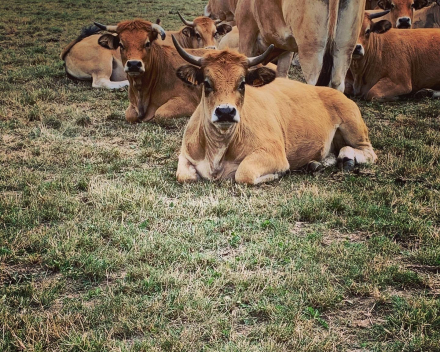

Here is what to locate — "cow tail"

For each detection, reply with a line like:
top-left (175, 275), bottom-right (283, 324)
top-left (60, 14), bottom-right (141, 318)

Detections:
top-left (60, 24), bottom-right (102, 60)
top-left (316, 0), bottom-right (339, 87)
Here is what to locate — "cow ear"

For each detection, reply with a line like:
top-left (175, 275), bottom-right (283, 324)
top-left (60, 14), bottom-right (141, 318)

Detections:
top-left (377, 0), bottom-right (392, 9)
top-left (182, 27), bottom-right (195, 38)
top-left (245, 67), bottom-right (276, 87)
top-left (413, 0), bottom-right (429, 10)
top-left (216, 24), bottom-right (232, 36)
top-left (371, 19), bottom-right (392, 34)
top-left (98, 34), bottom-right (120, 50)
top-left (176, 65), bottom-right (204, 86)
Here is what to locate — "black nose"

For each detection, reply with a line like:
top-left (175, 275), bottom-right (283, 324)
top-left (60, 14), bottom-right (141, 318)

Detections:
top-left (397, 17), bottom-right (411, 28)
top-left (126, 60), bottom-right (143, 72)
top-left (354, 44), bottom-right (362, 54)
top-left (215, 106), bottom-right (237, 122)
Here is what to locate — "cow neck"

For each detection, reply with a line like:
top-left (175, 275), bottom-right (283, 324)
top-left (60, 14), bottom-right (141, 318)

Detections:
top-left (128, 43), bottom-right (173, 119)
top-left (351, 33), bottom-right (383, 97)
top-left (201, 99), bottom-right (239, 176)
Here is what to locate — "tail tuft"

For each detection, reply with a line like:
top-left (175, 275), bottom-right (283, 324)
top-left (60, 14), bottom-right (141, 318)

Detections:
top-left (60, 24), bottom-right (102, 60)
top-left (316, 49), bottom-right (333, 87)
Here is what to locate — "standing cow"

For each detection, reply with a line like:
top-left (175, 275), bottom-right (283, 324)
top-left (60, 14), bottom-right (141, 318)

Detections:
top-left (96, 20), bottom-right (212, 122)
top-left (234, 0), bottom-right (366, 93)
top-left (172, 37), bottom-right (377, 184)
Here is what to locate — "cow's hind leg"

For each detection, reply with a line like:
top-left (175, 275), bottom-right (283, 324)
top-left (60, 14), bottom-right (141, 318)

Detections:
top-left (366, 78), bottom-right (411, 102)
top-left (414, 88), bottom-right (440, 99)
top-left (276, 51), bottom-right (294, 78)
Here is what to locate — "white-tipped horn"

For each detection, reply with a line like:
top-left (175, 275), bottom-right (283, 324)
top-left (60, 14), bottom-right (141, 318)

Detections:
top-left (94, 22), bottom-right (118, 32)
top-left (214, 19), bottom-right (222, 25)
top-left (152, 23), bottom-right (166, 40)
top-left (172, 35), bottom-right (203, 67)
top-left (177, 12), bottom-right (194, 27)
top-left (247, 45), bottom-right (275, 67)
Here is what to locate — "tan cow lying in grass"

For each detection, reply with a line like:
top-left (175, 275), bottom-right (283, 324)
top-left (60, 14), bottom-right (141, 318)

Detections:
top-left (96, 20), bottom-right (212, 122)
top-left (61, 15), bottom-right (229, 89)
top-left (172, 37), bottom-right (377, 185)
top-left (350, 12), bottom-right (440, 101)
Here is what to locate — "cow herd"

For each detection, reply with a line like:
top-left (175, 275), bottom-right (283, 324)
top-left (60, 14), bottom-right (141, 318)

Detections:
top-left (59, 0), bottom-right (440, 184)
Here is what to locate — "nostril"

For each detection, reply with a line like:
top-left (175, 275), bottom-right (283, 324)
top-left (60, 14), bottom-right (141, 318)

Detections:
top-left (127, 61), bottom-right (132, 68)
top-left (136, 62), bottom-right (142, 68)
top-left (230, 108), bottom-right (236, 117)
top-left (399, 17), bottom-right (410, 23)
top-left (355, 45), bottom-right (362, 51)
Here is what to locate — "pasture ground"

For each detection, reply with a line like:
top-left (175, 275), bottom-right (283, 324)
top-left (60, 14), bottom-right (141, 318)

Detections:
top-left (1, 0), bottom-right (439, 351)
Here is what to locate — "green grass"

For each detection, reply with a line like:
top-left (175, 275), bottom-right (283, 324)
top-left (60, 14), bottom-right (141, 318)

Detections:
top-left (1, 0), bottom-right (439, 351)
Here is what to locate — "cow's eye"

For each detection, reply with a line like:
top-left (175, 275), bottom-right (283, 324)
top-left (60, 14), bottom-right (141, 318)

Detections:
top-left (410, 2), bottom-right (415, 8)
top-left (238, 81), bottom-right (245, 92)
top-left (391, 3), bottom-right (395, 8)
top-left (365, 28), bottom-right (371, 35)
top-left (145, 41), bottom-right (151, 48)
top-left (119, 43), bottom-right (125, 50)
top-left (204, 80), bottom-right (212, 93)
top-left (196, 33), bottom-right (201, 40)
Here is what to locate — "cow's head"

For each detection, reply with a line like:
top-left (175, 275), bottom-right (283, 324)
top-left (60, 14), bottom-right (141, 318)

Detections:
top-left (177, 12), bottom-right (232, 49)
top-left (95, 20), bottom-right (166, 77)
top-left (173, 35), bottom-right (276, 131)
top-left (353, 11), bottom-right (392, 60)
top-left (377, 0), bottom-right (430, 28)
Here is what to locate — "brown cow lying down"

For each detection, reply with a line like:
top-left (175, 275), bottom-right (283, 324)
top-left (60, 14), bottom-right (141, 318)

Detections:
top-left (172, 38), bottom-right (377, 185)
top-left (350, 12), bottom-right (440, 101)
top-left (60, 16), bottom-right (229, 90)
top-left (96, 20), bottom-right (213, 122)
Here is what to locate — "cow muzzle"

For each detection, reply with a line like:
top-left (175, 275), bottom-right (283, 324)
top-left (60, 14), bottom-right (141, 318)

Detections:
top-left (212, 104), bottom-right (240, 125)
top-left (352, 44), bottom-right (365, 60)
top-left (397, 17), bottom-right (411, 29)
top-left (125, 60), bottom-right (145, 76)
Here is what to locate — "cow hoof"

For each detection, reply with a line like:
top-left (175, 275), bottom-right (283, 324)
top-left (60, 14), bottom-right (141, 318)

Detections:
top-left (307, 160), bottom-right (323, 173)
top-left (338, 157), bottom-right (355, 172)
top-left (414, 89), bottom-right (434, 99)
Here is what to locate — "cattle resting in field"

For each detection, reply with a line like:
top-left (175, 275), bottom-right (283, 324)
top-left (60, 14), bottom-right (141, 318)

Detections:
top-left (172, 37), bottom-right (377, 185)
top-left (234, 0), bottom-right (367, 94)
top-left (96, 20), bottom-right (212, 122)
top-left (60, 25), bottom-right (129, 89)
top-left (61, 16), bottom-right (226, 89)
top-left (350, 12), bottom-right (440, 101)
top-left (160, 12), bottom-right (232, 49)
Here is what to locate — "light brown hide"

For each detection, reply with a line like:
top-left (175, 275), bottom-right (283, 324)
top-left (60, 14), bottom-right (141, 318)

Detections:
top-left (176, 50), bottom-right (376, 185)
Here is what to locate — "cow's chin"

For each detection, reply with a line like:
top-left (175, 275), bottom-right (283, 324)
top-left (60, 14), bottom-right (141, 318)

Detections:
top-left (351, 54), bottom-right (364, 61)
top-left (126, 71), bottom-right (144, 77)
top-left (213, 121), bottom-right (237, 133)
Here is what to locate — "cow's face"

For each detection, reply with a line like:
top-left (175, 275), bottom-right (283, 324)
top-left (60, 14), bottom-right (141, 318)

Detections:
top-left (97, 20), bottom-right (166, 77)
top-left (175, 47), bottom-right (276, 131)
top-left (377, 0), bottom-right (429, 28)
top-left (180, 16), bottom-right (232, 49)
top-left (353, 13), bottom-right (392, 60)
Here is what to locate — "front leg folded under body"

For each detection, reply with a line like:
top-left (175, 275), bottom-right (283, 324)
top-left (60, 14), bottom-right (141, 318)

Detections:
top-left (234, 150), bottom-right (290, 185)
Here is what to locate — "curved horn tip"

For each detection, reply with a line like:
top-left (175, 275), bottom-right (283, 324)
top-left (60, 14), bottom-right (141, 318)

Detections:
top-left (152, 23), bottom-right (166, 40)
top-left (177, 11), bottom-right (194, 27)
top-left (94, 22), bottom-right (106, 30)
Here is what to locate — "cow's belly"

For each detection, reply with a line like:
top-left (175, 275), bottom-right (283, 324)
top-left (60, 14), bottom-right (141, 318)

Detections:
top-left (65, 55), bottom-right (92, 80)
top-left (286, 126), bottom-right (338, 169)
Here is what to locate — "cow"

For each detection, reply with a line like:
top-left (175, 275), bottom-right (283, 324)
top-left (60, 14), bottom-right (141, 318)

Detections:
top-left (61, 16), bottom-right (228, 89)
top-left (413, 1), bottom-right (440, 28)
top-left (172, 37), bottom-right (377, 185)
top-left (350, 12), bottom-right (440, 101)
top-left (372, 0), bottom-right (430, 28)
top-left (160, 12), bottom-right (232, 49)
top-left (204, 0), bottom-right (239, 22)
top-left (60, 25), bottom-right (129, 89)
top-left (234, 0), bottom-right (367, 94)
top-left (95, 20), bottom-right (212, 122)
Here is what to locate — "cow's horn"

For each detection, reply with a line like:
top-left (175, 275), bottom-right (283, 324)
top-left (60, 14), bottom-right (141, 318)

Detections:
top-left (177, 12), bottom-right (194, 27)
top-left (94, 22), bottom-right (118, 32)
top-left (368, 9), bottom-right (391, 20)
top-left (152, 23), bottom-right (166, 40)
top-left (172, 35), bottom-right (203, 67)
top-left (247, 44), bottom-right (275, 67)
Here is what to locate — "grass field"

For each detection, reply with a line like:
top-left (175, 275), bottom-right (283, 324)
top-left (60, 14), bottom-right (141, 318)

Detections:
top-left (1, 0), bottom-right (440, 351)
